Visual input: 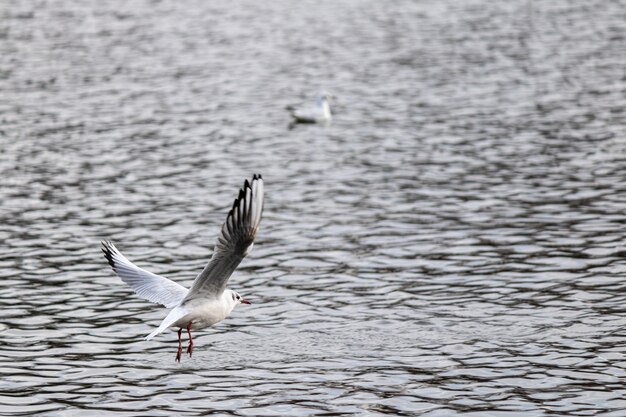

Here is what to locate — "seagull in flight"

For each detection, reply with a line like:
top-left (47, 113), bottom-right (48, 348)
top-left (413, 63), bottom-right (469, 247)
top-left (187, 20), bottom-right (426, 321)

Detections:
top-left (287, 92), bottom-right (333, 124)
top-left (101, 174), bottom-right (264, 362)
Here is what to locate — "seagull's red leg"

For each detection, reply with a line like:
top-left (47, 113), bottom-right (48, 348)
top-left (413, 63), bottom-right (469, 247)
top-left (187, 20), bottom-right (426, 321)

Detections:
top-left (186, 321), bottom-right (193, 357)
top-left (175, 328), bottom-right (182, 362)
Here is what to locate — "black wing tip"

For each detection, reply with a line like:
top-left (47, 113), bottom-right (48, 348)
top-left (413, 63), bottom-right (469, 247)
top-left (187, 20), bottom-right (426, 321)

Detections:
top-left (245, 173), bottom-right (262, 190)
top-left (101, 240), bottom-right (117, 270)
top-left (235, 174), bottom-right (262, 207)
top-left (226, 174), bottom-right (263, 228)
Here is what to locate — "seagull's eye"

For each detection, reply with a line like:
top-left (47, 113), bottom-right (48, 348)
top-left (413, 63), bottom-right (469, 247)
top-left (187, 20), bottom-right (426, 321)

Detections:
top-left (237, 295), bottom-right (240, 300)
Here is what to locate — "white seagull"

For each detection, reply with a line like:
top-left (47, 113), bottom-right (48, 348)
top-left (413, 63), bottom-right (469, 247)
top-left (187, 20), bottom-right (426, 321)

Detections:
top-left (101, 174), bottom-right (264, 362)
top-left (287, 92), bottom-right (333, 124)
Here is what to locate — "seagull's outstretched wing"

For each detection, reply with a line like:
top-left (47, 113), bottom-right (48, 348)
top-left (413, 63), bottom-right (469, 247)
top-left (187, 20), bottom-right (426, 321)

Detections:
top-left (183, 174), bottom-right (264, 302)
top-left (101, 241), bottom-right (188, 308)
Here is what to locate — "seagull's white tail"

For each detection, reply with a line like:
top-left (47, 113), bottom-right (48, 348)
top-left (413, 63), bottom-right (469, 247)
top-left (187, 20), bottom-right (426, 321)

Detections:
top-left (145, 306), bottom-right (189, 341)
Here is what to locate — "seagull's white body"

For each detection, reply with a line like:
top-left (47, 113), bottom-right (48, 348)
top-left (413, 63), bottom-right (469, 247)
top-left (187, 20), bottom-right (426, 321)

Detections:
top-left (102, 175), bottom-right (264, 360)
top-left (147, 291), bottom-right (238, 340)
top-left (287, 93), bottom-right (332, 123)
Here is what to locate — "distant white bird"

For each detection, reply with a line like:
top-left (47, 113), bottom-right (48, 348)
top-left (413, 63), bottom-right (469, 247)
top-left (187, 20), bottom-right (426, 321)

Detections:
top-left (102, 174), bottom-right (264, 362)
top-left (287, 92), bottom-right (333, 124)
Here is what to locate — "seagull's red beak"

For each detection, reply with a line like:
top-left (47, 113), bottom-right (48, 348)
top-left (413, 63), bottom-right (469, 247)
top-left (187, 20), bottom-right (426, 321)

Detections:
top-left (240, 298), bottom-right (251, 305)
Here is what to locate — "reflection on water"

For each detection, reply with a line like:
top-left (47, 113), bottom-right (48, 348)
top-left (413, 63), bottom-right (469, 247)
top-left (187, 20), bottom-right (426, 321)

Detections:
top-left (1, 0), bottom-right (626, 415)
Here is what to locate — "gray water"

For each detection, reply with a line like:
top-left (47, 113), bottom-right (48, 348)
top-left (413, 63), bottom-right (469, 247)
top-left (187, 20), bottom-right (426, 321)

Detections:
top-left (1, 0), bottom-right (626, 415)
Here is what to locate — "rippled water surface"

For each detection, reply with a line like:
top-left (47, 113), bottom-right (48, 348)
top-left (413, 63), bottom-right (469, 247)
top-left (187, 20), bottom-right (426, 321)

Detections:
top-left (2, 0), bottom-right (626, 415)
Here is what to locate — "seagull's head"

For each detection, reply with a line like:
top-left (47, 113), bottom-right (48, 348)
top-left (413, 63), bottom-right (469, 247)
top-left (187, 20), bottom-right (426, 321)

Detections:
top-left (317, 91), bottom-right (334, 103)
top-left (226, 289), bottom-right (251, 308)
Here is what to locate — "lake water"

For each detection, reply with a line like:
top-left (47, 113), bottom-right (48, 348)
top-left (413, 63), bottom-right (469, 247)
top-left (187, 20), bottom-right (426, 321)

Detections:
top-left (1, 0), bottom-right (626, 415)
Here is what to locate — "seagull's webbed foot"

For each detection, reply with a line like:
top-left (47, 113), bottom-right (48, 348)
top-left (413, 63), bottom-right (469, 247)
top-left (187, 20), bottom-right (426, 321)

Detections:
top-left (186, 322), bottom-right (193, 357)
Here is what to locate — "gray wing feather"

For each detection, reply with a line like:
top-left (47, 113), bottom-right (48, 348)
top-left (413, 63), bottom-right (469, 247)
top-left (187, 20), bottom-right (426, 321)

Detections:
top-left (101, 241), bottom-right (188, 308)
top-left (183, 174), bottom-right (264, 301)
